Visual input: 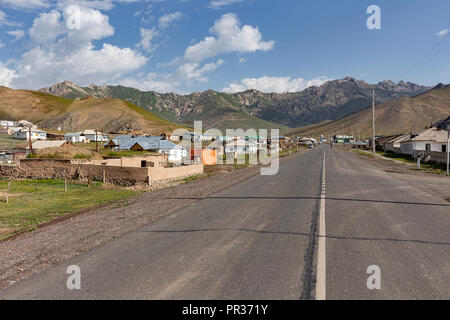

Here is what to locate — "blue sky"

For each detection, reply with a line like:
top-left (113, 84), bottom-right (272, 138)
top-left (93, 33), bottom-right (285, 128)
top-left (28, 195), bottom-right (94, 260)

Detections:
top-left (0, 0), bottom-right (449, 93)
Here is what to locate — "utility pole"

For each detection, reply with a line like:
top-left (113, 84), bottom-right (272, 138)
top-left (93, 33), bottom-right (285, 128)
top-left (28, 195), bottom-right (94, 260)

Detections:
top-left (28, 126), bottom-right (33, 154)
top-left (372, 89), bottom-right (376, 157)
top-left (447, 124), bottom-right (449, 176)
top-left (95, 130), bottom-right (99, 153)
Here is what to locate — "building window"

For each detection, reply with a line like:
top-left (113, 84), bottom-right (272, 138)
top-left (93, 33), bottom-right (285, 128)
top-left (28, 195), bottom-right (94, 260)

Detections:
top-left (443, 145), bottom-right (447, 153)
top-left (425, 143), bottom-right (431, 151)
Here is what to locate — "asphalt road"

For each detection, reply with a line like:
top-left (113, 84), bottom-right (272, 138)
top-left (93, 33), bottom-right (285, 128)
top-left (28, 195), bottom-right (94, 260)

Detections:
top-left (2, 145), bottom-right (450, 300)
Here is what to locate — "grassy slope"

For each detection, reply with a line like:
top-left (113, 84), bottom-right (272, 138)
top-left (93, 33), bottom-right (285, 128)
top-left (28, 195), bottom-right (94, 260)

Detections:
top-left (72, 85), bottom-right (289, 131)
top-left (0, 87), bottom-right (186, 134)
top-left (287, 86), bottom-right (450, 137)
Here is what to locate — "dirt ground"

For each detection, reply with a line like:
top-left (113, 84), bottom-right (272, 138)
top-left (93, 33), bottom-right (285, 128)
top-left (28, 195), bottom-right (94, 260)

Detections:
top-left (0, 151), bottom-right (303, 290)
top-left (350, 150), bottom-right (450, 202)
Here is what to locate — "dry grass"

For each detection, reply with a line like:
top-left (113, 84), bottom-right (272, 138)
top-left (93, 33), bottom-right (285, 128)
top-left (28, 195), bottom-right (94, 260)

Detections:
top-left (30, 144), bottom-right (103, 160)
top-left (0, 87), bottom-right (185, 135)
top-left (288, 86), bottom-right (450, 137)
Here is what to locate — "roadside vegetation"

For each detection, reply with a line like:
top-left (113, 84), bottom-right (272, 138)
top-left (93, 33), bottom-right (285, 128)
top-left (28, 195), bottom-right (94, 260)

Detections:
top-left (0, 178), bottom-right (139, 240)
top-left (354, 149), bottom-right (447, 175)
top-left (378, 151), bottom-right (447, 174)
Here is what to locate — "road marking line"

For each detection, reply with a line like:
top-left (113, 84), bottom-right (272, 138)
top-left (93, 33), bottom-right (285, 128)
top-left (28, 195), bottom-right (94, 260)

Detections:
top-left (316, 153), bottom-right (327, 300)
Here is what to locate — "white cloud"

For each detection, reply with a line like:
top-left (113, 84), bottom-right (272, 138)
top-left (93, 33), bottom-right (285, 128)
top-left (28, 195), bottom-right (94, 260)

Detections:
top-left (222, 76), bottom-right (332, 93)
top-left (9, 6), bottom-right (147, 89)
top-left (0, 0), bottom-right (51, 9)
top-left (435, 28), bottom-right (449, 37)
top-left (7, 30), bottom-right (25, 42)
top-left (137, 27), bottom-right (160, 53)
top-left (0, 63), bottom-right (18, 87)
top-left (30, 10), bottom-right (65, 44)
top-left (181, 13), bottom-right (274, 63)
top-left (14, 43), bottom-right (147, 89)
top-left (175, 59), bottom-right (224, 83)
top-left (208, 0), bottom-right (245, 9)
top-left (0, 9), bottom-right (20, 26)
top-left (120, 59), bottom-right (224, 93)
top-left (120, 76), bottom-right (178, 93)
top-left (158, 12), bottom-right (182, 29)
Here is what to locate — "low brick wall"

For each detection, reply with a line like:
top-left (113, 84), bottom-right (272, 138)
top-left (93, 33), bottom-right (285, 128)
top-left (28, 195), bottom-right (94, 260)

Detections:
top-left (0, 159), bottom-right (149, 186)
top-left (0, 159), bottom-right (204, 186)
top-left (148, 164), bottom-right (204, 181)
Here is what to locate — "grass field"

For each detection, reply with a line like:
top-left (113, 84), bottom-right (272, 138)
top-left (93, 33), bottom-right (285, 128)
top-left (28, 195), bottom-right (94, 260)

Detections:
top-left (0, 178), bottom-right (139, 240)
top-left (0, 134), bottom-right (17, 149)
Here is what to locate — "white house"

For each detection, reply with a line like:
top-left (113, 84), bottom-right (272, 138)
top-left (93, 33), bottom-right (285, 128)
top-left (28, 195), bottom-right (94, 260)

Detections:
top-left (158, 140), bottom-right (186, 163)
top-left (83, 130), bottom-right (109, 142)
top-left (384, 134), bottom-right (411, 153)
top-left (400, 128), bottom-right (448, 155)
top-left (64, 132), bottom-right (87, 143)
top-left (0, 120), bottom-right (16, 128)
top-left (13, 129), bottom-right (47, 141)
top-left (225, 139), bottom-right (259, 155)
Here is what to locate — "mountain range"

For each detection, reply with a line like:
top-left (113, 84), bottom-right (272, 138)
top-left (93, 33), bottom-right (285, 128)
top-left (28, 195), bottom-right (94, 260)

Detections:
top-left (287, 83), bottom-right (450, 138)
top-left (40, 78), bottom-right (430, 131)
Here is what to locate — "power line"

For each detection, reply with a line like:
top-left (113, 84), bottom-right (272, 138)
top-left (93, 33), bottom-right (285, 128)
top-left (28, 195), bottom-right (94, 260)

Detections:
top-left (401, 30), bottom-right (449, 80)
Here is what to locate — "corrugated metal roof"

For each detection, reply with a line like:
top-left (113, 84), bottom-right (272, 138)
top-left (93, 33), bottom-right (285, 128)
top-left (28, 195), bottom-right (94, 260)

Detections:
top-left (110, 136), bottom-right (181, 150)
top-left (64, 132), bottom-right (83, 137)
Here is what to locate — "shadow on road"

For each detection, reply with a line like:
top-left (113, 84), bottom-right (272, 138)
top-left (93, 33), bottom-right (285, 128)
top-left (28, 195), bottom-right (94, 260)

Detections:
top-left (152, 196), bottom-right (450, 208)
top-left (140, 228), bottom-right (450, 247)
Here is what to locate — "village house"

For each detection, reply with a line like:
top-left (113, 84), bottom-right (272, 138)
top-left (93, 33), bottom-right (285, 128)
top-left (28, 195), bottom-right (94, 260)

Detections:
top-left (64, 132), bottom-right (87, 143)
top-left (225, 139), bottom-right (259, 156)
top-left (400, 127), bottom-right (448, 155)
top-left (105, 135), bottom-right (187, 164)
top-left (376, 135), bottom-right (402, 151)
top-left (82, 130), bottom-right (109, 142)
top-left (13, 128), bottom-right (47, 141)
top-left (384, 134), bottom-right (412, 153)
top-left (17, 120), bottom-right (34, 128)
top-left (206, 140), bottom-right (225, 155)
top-left (26, 140), bottom-right (72, 154)
top-left (0, 150), bottom-right (27, 165)
top-left (0, 120), bottom-right (17, 128)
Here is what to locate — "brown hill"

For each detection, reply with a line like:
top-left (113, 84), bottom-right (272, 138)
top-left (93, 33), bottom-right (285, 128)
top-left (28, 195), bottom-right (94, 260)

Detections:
top-left (287, 84), bottom-right (450, 138)
top-left (0, 86), bottom-right (184, 135)
top-left (32, 144), bottom-right (103, 160)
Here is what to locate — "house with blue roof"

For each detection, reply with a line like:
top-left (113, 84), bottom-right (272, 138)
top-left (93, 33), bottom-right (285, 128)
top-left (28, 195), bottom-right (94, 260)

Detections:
top-left (105, 135), bottom-right (187, 163)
